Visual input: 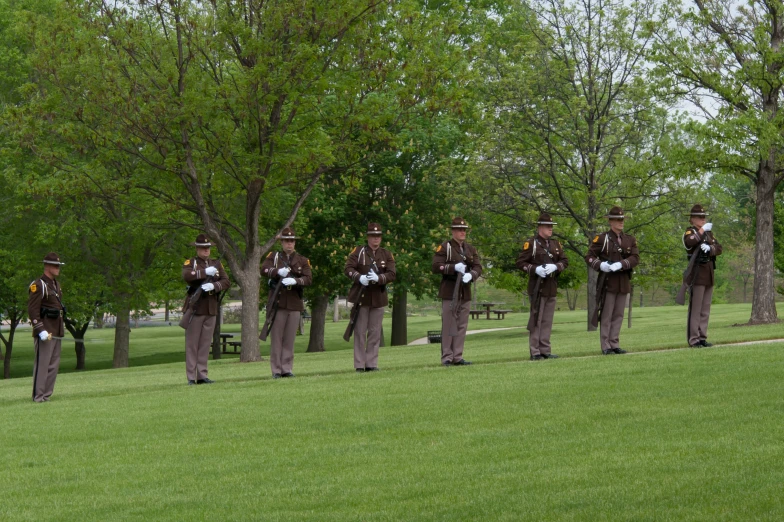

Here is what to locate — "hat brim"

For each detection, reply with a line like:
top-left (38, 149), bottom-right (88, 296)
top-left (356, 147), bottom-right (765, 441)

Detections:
top-left (43, 260), bottom-right (64, 265)
top-left (192, 242), bottom-right (213, 247)
top-left (278, 236), bottom-right (300, 240)
top-left (605, 215), bottom-right (626, 219)
top-left (686, 213), bottom-right (709, 217)
top-left (367, 231), bottom-right (383, 235)
top-left (536, 221), bottom-right (557, 225)
top-left (451, 225), bottom-right (469, 229)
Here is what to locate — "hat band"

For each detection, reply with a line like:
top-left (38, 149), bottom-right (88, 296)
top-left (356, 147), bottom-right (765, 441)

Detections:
top-left (43, 260), bottom-right (63, 265)
top-left (536, 221), bottom-right (557, 225)
top-left (607, 214), bottom-right (625, 219)
top-left (194, 242), bottom-right (212, 247)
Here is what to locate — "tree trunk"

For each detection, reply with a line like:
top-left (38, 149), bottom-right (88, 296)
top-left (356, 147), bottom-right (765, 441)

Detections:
top-left (307, 294), bottom-right (329, 352)
top-left (211, 305), bottom-right (222, 360)
top-left (750, 163), bottom-right (779, 324)
top-left (1, 316), bottom-right (20, 379)
top-left (113, 306), bottom-right (131, 368)
top-left (164, 300), bottom-right (170, 323)
top-left (379, 324), bottom-right (385, 347)
top-left (639, 289), bottom-right (643, 308)
top-left (94, 311), bottom-right (104, 329)
top-left (66, 321), bottom-right (90, 371)
top-left (586, 267), bottom-right (598, 331)
top-left (391, 287), bottom-right (407, 346)
top-left (333, 296), bottom-right (340, 322)
top-left (237, 268), bottom-right (262, 362)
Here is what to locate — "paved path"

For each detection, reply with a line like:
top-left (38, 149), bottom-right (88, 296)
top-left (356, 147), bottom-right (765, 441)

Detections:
top-left (409, 326), bottom-right (524, 345)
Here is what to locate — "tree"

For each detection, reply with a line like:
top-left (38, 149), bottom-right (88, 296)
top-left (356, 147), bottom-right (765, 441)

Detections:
top-left (649, 0), bottom-right (784, 324)
top-left (471, 0), bottom-right (694, 329)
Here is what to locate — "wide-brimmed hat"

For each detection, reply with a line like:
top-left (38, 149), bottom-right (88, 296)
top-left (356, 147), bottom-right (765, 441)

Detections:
top-left (451, 217), bottom-right (469, 229)
top-left (686, 204), bottom-right (709, 217)
top-left (535, 212), bottom-right (557, 226)
top-left (605, 206), bottom-right (626, 220)
top-left (367, 223), bottom-right (383, 235)
top-left (278, 227), bottom-right (299, 240)
top-left (43, 252), bottom-right (64, 266)
top-left (191, 234), bottom-right (213, 247)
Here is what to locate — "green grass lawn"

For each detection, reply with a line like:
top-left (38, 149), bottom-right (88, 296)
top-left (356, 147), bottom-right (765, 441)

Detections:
top-left (1, 303), bottom-right (783, 520)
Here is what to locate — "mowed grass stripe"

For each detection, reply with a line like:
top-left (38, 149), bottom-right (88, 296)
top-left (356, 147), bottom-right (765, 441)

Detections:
top-left (1, 340), bottom-right (782, 521)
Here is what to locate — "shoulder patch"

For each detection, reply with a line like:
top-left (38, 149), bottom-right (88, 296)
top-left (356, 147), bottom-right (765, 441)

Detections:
top-left (523, 241), bottom-right (529, 250)
top-left (684, 229), bottom-right (691, 236)
top-left (29, 282), bottom-right (37, 293)
top-left (352, 247), bottom-right (358, 254)
top-left (266, 252), bottom-right (273, 258)
top-left (593, 235), bottom-right (599, 243)
top-left (307, 259), bottom-right (311, 267)
top-left (184, 259), bottom-right (191, 266)
top-left (436, 245), bottom-right (442, 253)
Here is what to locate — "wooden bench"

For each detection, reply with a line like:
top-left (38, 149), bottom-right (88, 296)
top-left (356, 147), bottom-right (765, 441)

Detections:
top-left (302, 311), bottom-right (312, 323)
top-left (427, 330), bottom-right (442, 344)
top-left (220, 333), bottom-right (240, 354)
top-left (469, 310), bottom-right (484, 320)
top-left (492, 310), bottom-right (512, 320)
top-left (226, 341), bottom-right (242, 354)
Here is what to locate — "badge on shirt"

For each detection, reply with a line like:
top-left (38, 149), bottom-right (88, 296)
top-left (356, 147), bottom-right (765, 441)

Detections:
top-left (593, 235), bottom-right (599, 243)
top-left (523, 241), bottom-right (529, 250)
top-left (184, 259), bottom-right (191, 266)
top-left (30, 282), bottom-right (37, 293)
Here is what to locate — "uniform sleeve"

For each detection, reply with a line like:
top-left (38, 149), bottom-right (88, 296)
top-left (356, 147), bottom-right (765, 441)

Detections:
top-left (622, 238), bottom-right (640, 271)
top-left (683, 227), bottom-right (702, 249)
top-left (379, 251), bottom-right (396, 285)
top-left (432, 243), bottom-right (449, 275)
top-left (515, 240), bottom-right (535, 274)
top-left (344, 248), bottom-right (362, 282)
top-left (469, 246), bottom-right (483, 280)
top-left (295, 257), bottom-right (312, 287)
top-left (260, 252), bottom-right (277, 280)
top-left (27, 281), bottom-right (45, 332)
top-left (585, 235), bottom-right (603, 271)
top-left (556, 242), bottom-right (569, 272)
top-left (213, 261), bottom-right (230, 292)
top-left (710, 233), bottom-right (723, 257)
top-left (182, 258), bottom-right (204, 283)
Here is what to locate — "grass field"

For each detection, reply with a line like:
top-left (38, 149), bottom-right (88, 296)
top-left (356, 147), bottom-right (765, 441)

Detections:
top-left (1, 304), bottom-right (783, 520)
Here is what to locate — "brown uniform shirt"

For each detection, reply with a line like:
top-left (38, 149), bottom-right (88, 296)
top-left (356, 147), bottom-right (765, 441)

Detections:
top-left (585, 231), bottom-right (640, 294)
top-left (516, 235), bottom-right (569, 298)
top-left (683, 227), bottom-right (722, 287)
top-left (182, 257), bottom-right (230, 316)
top-left (261, 251), bottom-right (313, 312)
top-left (27, 275), bottom-right (65, 338)
top-left (344, 245), bottom-right (397, 307)
top-left (431, 239), bottom-right (483, 301)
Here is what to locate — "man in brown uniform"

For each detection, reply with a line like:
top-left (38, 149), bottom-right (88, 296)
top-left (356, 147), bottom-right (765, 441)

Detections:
top-left (182, 234), bottom-right (230, 385)
top-left (585, 206), bottom-right (640, 355)
top-left (431, 217), bottom-right (483, 366)
top-left (260, 227), bottom-right (312, 378)
top-left (28, 252), bottom-right (66, 402)
top-left (344, 223), bottom-right (396, 372)
top-left (516, 213), bottom-right (569, 360)
top-left (683, 204), bottom-right (722, 347)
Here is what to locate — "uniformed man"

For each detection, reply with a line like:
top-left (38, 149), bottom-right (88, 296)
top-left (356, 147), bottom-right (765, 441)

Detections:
top-left (585, 206), bottom-right (640, 355)
top-left (27, 252), bottom-right (66, 402)
top-left (516, 212), bottom-right (569, 360)
top-left (344, 223), bottom-right (396, 372)
top-left (431, 217), bottom-right (483, 366)
top-left (182, 234), bottom-right (229, 385)
top-left (260, 227), bottom-right (312, 378)
top-left (683, 204), bottom-right (722, 347)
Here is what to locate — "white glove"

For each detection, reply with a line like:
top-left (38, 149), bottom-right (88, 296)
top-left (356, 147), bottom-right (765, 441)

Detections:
top-left (700, 243), bottom-right (711, 253)
top-left (454, 262), bottom-right (466, 274)
top-left (281, 277), bottom-right (297, 286)
top-left (611, 262), bottom-right (623, 272)
top-left (462, 273), bottom-right (472, 283)
top-left (600, 262), bottom-right (612, 273)
top-left (544, 264), bottom-right (557, 275)
top-left (359, 275), bottom-right (369, 286)
top-left (205, 266), bottom-right (218, 276)
top-left (535, 266), bottom-right (547, 278)
top-left (201, 282), bottom-right (215, 292)
top-left (277, 267), bottom-right (290, 277)
top-left (39, 330), bottom-right (50, 341)
top-left (702, 223), bottom-right (712, 232)
top-left (367, 270), bottom-right (379, 282)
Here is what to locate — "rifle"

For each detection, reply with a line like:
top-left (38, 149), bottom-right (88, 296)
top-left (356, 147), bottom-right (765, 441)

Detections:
top-left (178, 258), bottom-right (221, 329)
top-left (527, 273), bottom-right (543, 332)
top-left (343, 261), bottom-right (379, 342)
top-left (449, 245), bottom-right (467, 336)
top-left (589, 271), bottom-right (608, 329)
top-left (259, 257), bottom-right (291, 341)
top-left (675, 232), bottom-right (706, 306)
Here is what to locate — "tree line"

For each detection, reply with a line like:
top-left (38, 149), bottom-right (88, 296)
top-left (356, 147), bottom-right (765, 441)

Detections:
top-left (1, 0), bottom-right (782, 378)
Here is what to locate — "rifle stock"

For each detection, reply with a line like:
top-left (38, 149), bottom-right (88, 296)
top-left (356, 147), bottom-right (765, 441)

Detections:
top-left (526, 275), bottom-right (543, 332)
top-left (259, 282), bottom-right (284, 341)
top-left (343, 286), bottom-right (368, 342)
top-left (590, 271), bottom-right (608, 328)
top-left (675, 250), bottom-right (701, 306)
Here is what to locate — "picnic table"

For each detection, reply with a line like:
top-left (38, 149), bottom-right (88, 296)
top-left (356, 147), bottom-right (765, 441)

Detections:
top-left (478, 302), bottom-right (497, 320)
top-left (219, 332), bottom-right (240, 354)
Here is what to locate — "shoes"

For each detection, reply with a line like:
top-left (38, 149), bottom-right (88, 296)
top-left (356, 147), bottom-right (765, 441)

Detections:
top-left (188, 380), bottom-right (197, 385)
top-left (542, 354), bottom-right (559, 359)
top-left (272, 373), bottom-right (282, 379)
top-left (531, 354), bottom-right (544, 361)
top-left (700, 340), bottom-right (713, 347)
top-left (689, 343), bottom-right (702, 348)
top-left (452, 359), bottom-right (472, 366)
top-left (281, 372), bottom-right (295, 378)
top-left (356, 368), bottom-right (365, 372)
top-left (365, 367), bottom-right (379, 372)
top-left (197, 378), bottom-right (215, 384)
top-left (611, 348), bottom-right (627, 354)
top-left (602, 349), bottom-right (613, 355)
top-left (442, 361), bottom-right (452, 366)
